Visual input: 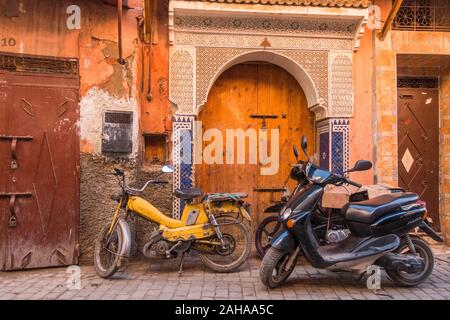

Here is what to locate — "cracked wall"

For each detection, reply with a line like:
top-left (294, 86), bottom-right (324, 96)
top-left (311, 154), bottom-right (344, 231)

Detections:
top-left (0, 0), bottom-right (174, 264)
top-left (0, 0), bottom-right (142, 156)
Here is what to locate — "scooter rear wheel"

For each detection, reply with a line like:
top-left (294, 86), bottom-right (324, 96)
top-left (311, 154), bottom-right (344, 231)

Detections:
top-left (260, 247), bottom-right (297, 288)
top-left (386, 236), bottom-right (434, 287)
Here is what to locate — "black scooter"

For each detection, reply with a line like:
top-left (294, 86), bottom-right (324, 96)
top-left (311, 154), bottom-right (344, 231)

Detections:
top-left (260, 136), bottom-right (443, 288)
top-left (255, 149), bottom-right (400, 259)
top-left (254, 165), bottom-right (366, 258)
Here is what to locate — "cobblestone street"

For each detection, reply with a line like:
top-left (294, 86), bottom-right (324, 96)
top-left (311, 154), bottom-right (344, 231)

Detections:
top-left (1, 245), bottom-right (449, 300)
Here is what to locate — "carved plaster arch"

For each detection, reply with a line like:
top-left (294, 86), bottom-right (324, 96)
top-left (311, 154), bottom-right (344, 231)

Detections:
top-left (197, 50), bottom-right (322, 115)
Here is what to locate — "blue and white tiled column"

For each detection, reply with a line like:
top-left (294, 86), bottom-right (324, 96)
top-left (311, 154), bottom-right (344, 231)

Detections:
top-left (172, 114), bottom-right (195, 218)
top-left (317, 118), bottom-right (350, 176)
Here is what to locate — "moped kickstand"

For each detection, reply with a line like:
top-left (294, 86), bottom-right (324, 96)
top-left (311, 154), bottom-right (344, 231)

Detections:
top-left (178, 252), bottom-right (185, 277)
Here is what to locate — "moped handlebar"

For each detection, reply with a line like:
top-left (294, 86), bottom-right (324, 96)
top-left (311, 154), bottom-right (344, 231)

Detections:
top-left (125, 179), bottom-right (168, 193)
top-left (152, 180), bottom-right (169, 184)
top-left (114, 168), bottom-right (124, 176)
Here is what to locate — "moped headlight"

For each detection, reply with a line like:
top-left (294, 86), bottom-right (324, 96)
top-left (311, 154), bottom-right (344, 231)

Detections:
top-left (110, 192), bottom-right (122, 202)
top-left (281, 207), bottom-right (292, 220)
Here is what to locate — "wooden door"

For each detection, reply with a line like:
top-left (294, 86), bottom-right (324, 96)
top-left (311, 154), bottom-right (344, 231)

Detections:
top-left (196, 63), bottom-right (315, 224)
top-left (397, 86), bottom-right (439, 229)
top-left (0, 55), bottom-right (80, 270)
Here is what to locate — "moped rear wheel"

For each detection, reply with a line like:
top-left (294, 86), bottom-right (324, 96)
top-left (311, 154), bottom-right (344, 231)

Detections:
top-left (255, 215), bottom-right (281, 259)
top-left (198, 216), bottom-right (252, 273)
top-left (386, 235), bottom-right (434, 287)
top-left (94, 223), bottom-right (123, 278)
top-left (260, 247), bottom-right (297, 289)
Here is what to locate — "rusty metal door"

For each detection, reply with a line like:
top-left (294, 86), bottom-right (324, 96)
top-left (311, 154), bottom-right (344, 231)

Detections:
top-left (0, 54), bottom-right (80, 270)
top-left (397, 83), bottom-right (439, 229)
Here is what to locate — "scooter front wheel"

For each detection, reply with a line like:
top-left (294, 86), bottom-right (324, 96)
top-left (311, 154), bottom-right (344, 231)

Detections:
top-left (198, 216), bottom-right (252, 273)
top-left (386, 235), bottom-right (434, 287)
top-left (260, 247), bottom-right (297, 288)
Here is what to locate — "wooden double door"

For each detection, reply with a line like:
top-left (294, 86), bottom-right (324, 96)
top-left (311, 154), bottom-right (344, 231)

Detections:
top-left (196, 63), bottom-right (315, 224)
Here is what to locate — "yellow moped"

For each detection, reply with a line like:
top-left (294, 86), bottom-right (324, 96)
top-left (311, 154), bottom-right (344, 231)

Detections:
top-left (94, 166), bottom-right (252, 278)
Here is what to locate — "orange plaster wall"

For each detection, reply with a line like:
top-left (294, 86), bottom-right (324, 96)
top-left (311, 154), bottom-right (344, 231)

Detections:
top-left (139, 0), bottom-right (172, 135)
top-left (0, 0), bottom-right (141, 97)
top-left (0, 0), bottom-right (143, 155)
top-left (0, 1), bottom-right (80, 58)
top-left (349, 27), bottom-right (375, 186)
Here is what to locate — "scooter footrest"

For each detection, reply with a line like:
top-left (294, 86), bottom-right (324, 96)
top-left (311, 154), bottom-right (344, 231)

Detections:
top-left (317, 234), bottom-right (400, 265)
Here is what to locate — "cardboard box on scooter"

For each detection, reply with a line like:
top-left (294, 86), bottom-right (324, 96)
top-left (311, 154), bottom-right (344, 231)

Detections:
top-left (361, 184), bottom-right (397, 199)
top-left (321, 184), bottom-right (395, 209)
top-left (322, 185), bottom-right (358, 209)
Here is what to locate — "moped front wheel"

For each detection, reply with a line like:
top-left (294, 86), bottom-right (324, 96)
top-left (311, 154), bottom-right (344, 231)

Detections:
top-left (198, 216), bottom-right (252, 273)
top-left (260, 247), bottom-right (297, 289)
top-left (94, 223), bottom-right (124, 278)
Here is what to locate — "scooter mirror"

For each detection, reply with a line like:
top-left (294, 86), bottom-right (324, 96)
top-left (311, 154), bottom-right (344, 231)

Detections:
top-left (347, 160), bottom-right (372, 173)
top-left (293, 145), bottom-right (299, 160)
top-left (301, 136), bottom-right (308, 156)
top-left (161, 165), bottom-right (174, 173)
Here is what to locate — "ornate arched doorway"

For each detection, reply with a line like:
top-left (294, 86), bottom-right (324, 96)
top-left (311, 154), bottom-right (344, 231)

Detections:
top-left (168, 2), bottom-right (366, 216)
top-left (195, 62), bottom-right (315, 223)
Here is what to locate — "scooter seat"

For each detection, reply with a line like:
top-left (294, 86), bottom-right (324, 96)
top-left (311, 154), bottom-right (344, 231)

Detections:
top-left (174, 188), bottom-right (203, 200)
top-left (343, 192), bottom-right (418, 224)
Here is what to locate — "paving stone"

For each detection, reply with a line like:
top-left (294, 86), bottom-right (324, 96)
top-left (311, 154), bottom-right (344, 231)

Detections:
top-left (0, 245), bottom-right (449, 300)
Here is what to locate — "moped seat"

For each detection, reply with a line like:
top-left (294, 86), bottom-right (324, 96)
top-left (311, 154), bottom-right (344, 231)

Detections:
top-left (205, 193), bottom-right (248, 201)
top-left (174, 188), bottom-right (203, 200)
top-left (343, 192), bottom-right (418, 224)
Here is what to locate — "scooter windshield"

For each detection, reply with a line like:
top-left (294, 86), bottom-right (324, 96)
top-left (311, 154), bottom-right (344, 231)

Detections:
top-left (305, 163), bottom-right (333, 184)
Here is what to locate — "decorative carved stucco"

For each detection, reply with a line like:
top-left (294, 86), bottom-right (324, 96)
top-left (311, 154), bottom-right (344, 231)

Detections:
top-left (194, 48), bottom-right (328, 115)
top-left (169, 6), bottom-right (359, 120)
top-left (169, 49), bottom-right (195, 114)
top-left (169, 46), bottom-right (355, 120)
top-left (278, 50), bottom-right (329, 112)
top-left (169, 2), bottom-right (364, 216)
top-left (195, 47), bottom-right (247, 109)
top-left (174, 33), bottom-right (353, 51)
top-left (330, 52), bottom-right (353, 117)
top-left (180, 0), bottom-right (371, 8)
top-left (175, 14), bottom-right (357, 38)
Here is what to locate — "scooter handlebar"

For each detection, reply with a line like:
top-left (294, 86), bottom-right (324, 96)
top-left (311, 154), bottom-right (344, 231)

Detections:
top-left (345, 178), bottom-right (362, 188)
